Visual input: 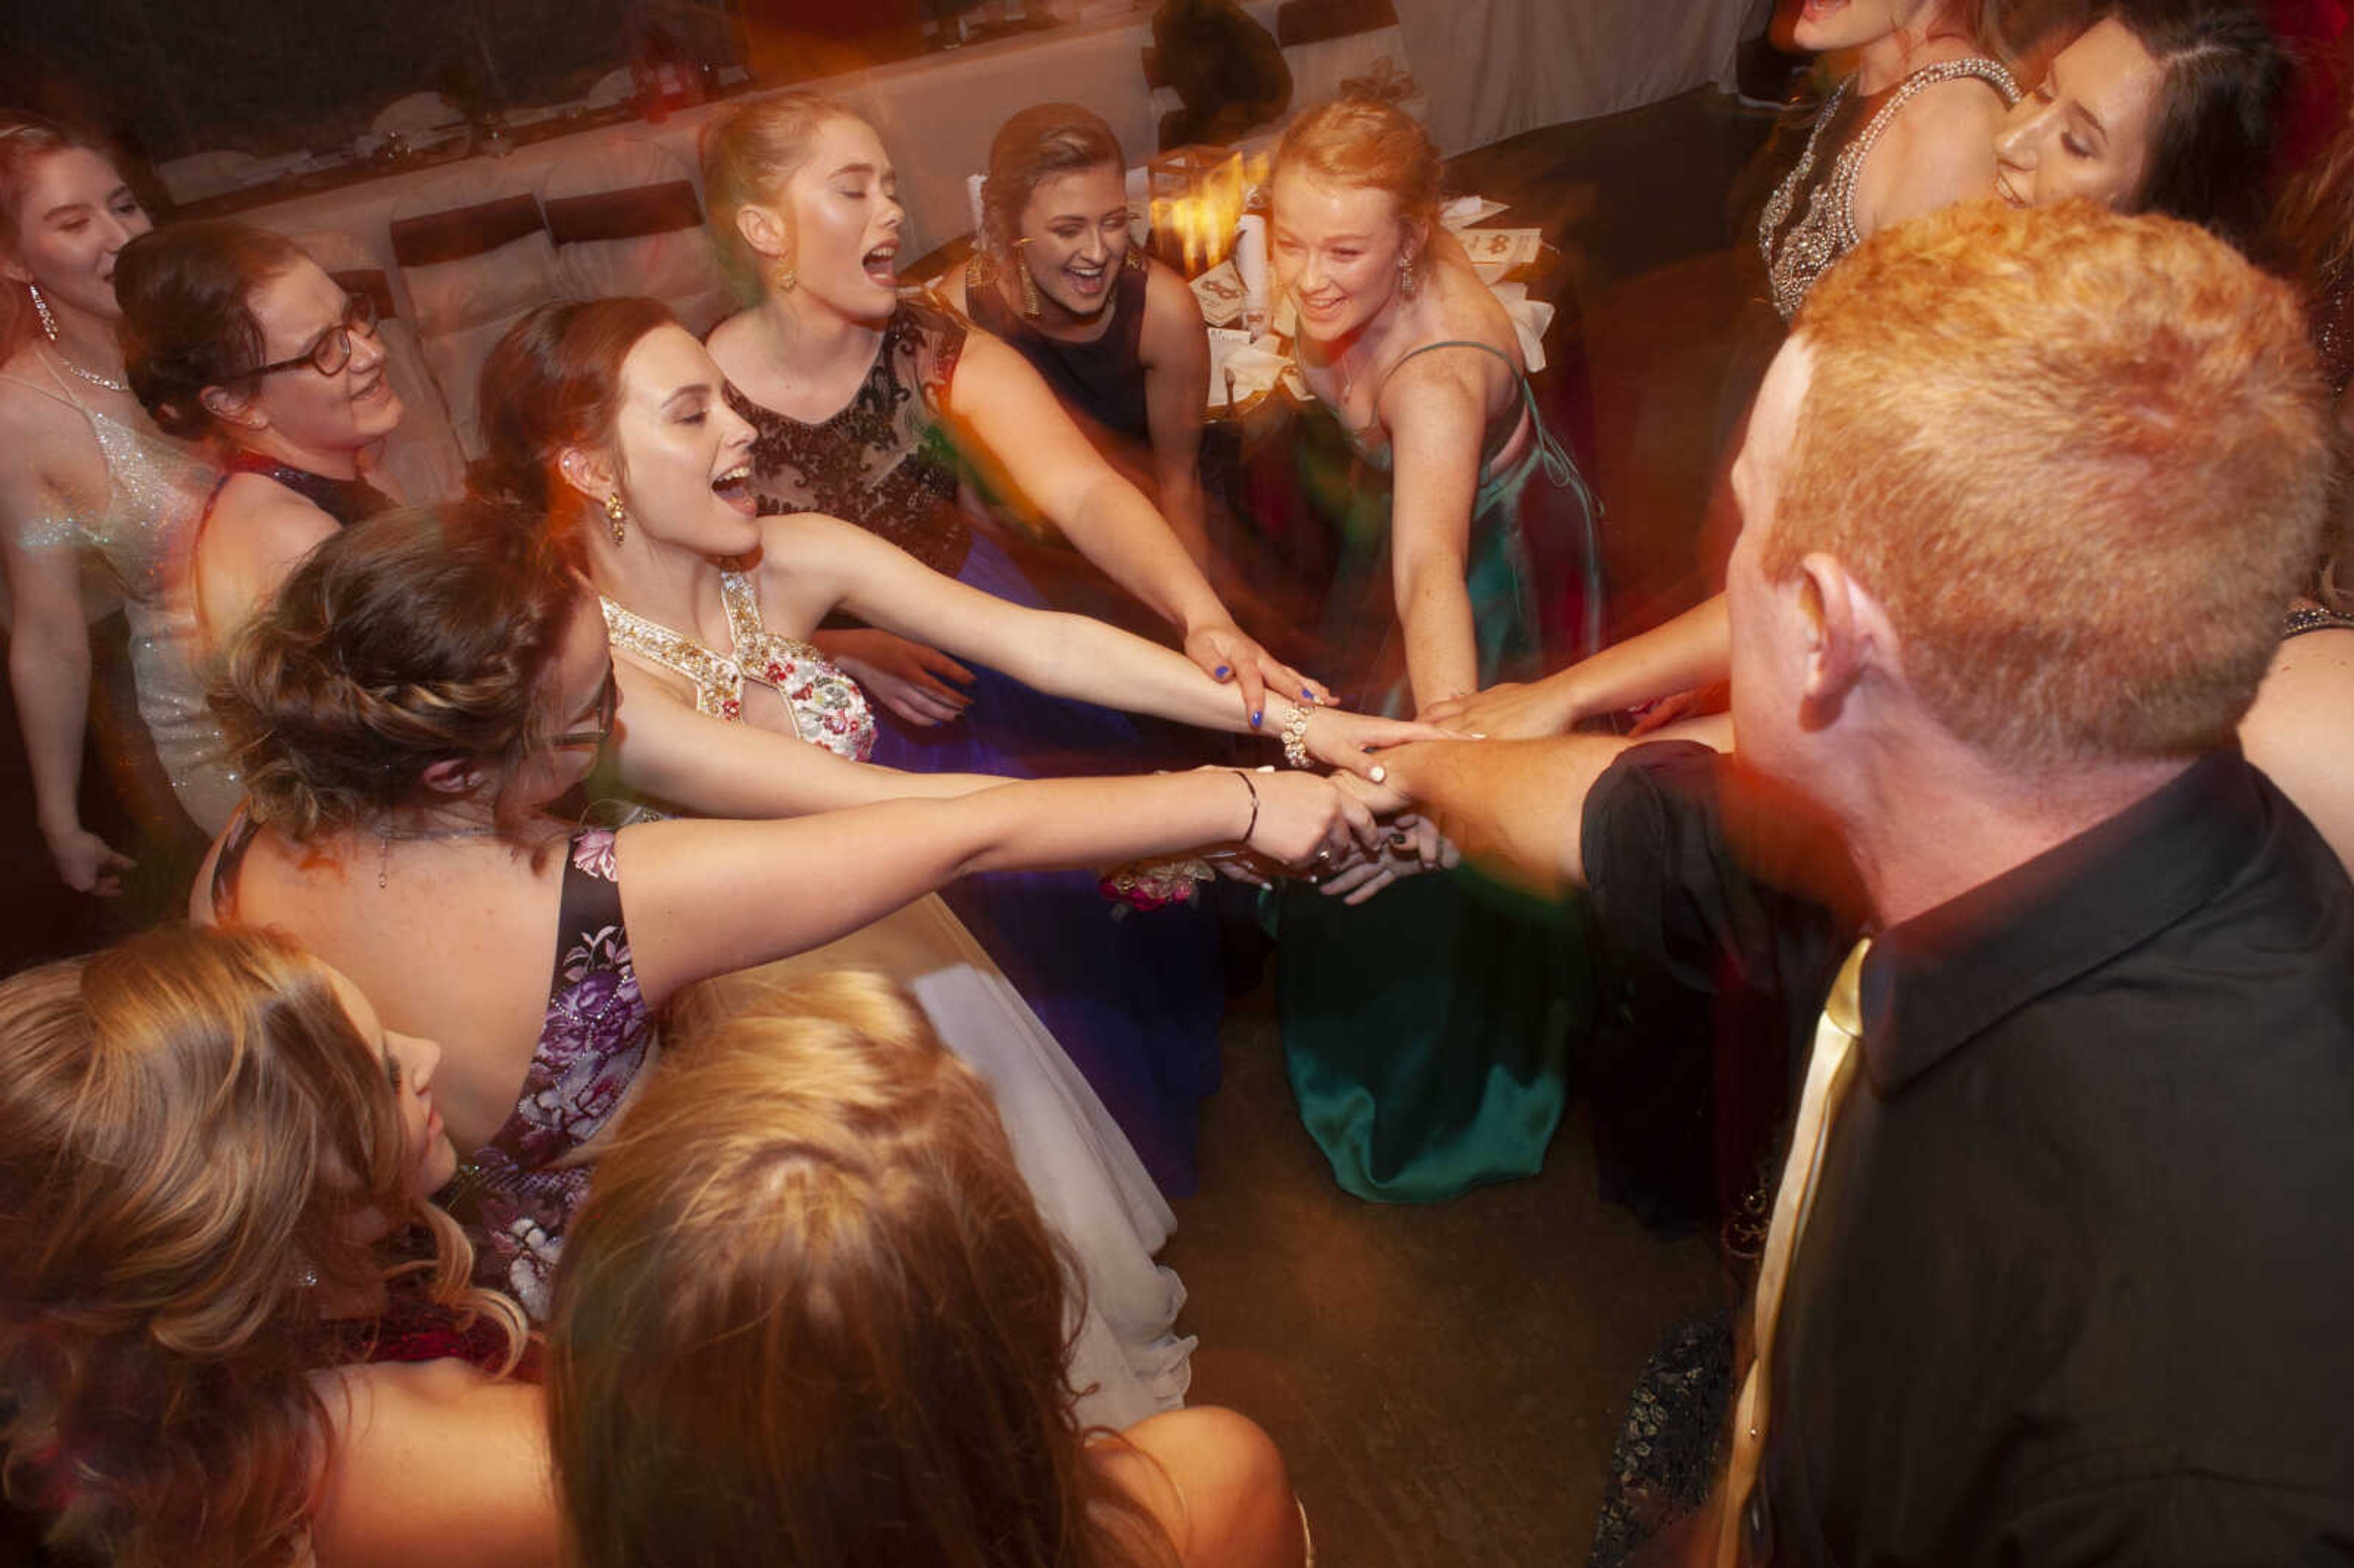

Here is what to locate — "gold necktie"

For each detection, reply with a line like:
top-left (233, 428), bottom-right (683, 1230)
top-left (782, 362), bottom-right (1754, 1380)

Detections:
top-left (1716, 937), bottom-right (1872, 1568)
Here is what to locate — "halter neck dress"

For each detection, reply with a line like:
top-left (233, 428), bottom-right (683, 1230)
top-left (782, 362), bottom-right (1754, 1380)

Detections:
top-left (600, 569), bottom-right (1195, 1428)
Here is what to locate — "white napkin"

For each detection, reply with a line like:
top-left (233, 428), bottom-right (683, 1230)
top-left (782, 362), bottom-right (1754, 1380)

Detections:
top-left (1441, 194), bottom-right (1509, 230)
top-left (1487, 281), bottom-right (1555, 375)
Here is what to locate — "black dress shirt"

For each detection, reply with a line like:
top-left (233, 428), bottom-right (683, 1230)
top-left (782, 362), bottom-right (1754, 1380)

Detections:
top-left (1583, 743), bottom-right (2354, 1565)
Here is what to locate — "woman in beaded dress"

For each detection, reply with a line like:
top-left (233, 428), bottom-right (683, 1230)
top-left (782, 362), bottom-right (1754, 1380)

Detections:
top-left (197, 505), bottom-right (1373, 1428)
top-left (477, 298), bottom-right (1423, 1200)
top-left (0, 113), bottom-right (223, 889)
top-left (113, 222), bottom-right (403, 651)
top-left (693, 96), bottom-right (1356, 1193)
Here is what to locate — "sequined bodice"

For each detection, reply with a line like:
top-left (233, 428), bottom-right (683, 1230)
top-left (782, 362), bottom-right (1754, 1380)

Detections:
top-left (0, 359), bottom-right (236, 828)
top-left (1758, 58), bottom-right (2019, 321)
top-left (600, 571), bottom-right (877, 761)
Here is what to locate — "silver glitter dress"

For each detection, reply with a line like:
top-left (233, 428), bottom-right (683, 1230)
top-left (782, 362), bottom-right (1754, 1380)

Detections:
top-left (1758, 57), bottom-right (2019, 322)
top-left (2, 358), bottom-right (238, 831)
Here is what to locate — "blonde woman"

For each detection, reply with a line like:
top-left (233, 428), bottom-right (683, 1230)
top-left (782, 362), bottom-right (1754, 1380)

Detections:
top-left (550, 971), bottom-right (1309, 1568)
top-left (0, 924), bottom-right (553, 1568)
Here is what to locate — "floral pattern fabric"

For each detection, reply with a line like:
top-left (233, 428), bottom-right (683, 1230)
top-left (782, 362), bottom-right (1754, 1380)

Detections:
top-left (445, 828), bottom-right (653, 1319)
top-left (724, 300), bottom-right (972, 577)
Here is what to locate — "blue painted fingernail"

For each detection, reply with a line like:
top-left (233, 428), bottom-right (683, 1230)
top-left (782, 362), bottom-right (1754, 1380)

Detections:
top-left (1251, 709), bottom-right (1263, 727)
top-left (1301, 687), bottom-right (1315, 700)
top-left (1216, 664), bottom-right (1232, 679)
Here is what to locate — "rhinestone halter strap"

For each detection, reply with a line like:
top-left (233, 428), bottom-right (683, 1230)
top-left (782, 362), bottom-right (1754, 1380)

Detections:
top-left (1758, 57), bottom-right (2019, 322)
top-left (600, 573), bottom-right (877, 759)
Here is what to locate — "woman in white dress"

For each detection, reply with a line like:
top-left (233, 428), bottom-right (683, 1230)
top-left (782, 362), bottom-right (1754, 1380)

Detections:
top-left (197, 507), bottom-right (1370, 1427)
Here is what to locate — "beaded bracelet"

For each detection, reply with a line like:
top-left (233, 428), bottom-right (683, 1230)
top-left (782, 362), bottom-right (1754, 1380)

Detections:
top-left (1233, 768), bottom-right (1261, 843)
top-left (1279, 703), bottom-right (1313, 769)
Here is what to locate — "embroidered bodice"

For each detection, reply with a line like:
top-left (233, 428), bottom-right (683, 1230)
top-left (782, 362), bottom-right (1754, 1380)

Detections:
top-left (722, 300), bottom-right (972, 577)
top-left (1758, 57), bottom-right (2019, 321)
top-left (600, 570), bottom-right (877, 761)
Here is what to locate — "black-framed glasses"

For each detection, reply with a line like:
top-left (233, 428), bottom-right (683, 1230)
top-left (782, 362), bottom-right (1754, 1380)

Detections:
top-left (250, 293), bottom-right (379, 379)
top-left (554, 668), bottom-right (618, 750)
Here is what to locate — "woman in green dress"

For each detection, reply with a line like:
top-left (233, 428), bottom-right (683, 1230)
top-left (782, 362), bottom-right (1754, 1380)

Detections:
top-left (1267, 96), bottom-right (1604, 1201)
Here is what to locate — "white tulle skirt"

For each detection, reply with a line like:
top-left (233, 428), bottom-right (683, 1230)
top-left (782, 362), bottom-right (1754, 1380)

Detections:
top-left (687, 892), bottom-right (1194, 1429)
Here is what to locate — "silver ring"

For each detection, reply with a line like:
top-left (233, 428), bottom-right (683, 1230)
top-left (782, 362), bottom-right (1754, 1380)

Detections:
top-left (1314, 848), bottom-right (1333, 863)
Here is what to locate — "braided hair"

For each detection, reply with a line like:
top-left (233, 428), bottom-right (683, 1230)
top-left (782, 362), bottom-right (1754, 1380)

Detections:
top-left (211, 504), bottom-right (583, 840)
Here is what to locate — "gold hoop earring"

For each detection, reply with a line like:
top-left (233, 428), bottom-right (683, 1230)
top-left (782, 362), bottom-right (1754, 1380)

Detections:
top-left (604, 493), bottom-right (628, 547)
top-left (777, 260), bottom-right (798, 294)
top-left (1011, 239), bottom-right (1043, 318)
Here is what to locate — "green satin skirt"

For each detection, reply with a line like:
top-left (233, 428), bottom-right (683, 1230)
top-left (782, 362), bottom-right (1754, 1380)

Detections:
top-left (1276, 415), bottom-right (1601, 1203)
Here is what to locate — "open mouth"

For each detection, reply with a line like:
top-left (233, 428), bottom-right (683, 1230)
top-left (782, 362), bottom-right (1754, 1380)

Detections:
top-left (712, 462), bottom-right (756, 516)
top-left (863, 242), bottom-right (899, 286)
top-left (352, 371), bottom-right (391, 405)
top-left (1992, 171), bottom-right (2027, 208)
top-left (1065, 259), bottom-right (1108, 295)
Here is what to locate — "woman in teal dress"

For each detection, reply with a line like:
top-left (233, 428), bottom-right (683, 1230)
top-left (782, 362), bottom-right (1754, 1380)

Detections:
top-left (1267, 96), bottom-right (1605, 1201)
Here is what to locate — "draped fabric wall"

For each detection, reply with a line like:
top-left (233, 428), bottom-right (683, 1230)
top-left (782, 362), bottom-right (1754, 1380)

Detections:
top-left (1396, 0), bottom-right (1754, 156)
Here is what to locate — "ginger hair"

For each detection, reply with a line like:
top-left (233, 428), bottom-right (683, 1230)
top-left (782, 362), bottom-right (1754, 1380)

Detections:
top-left (1273, 94), bottom-right (1443, 237)
top-left (1769, 198), bottom-right (2327, 769)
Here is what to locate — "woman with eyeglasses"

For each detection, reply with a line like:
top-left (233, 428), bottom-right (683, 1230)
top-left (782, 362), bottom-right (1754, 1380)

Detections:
top-left (195, 503), bottom-right (1371, 1426)
top-left (113, 220), bottom-right (403, 652)
top-left (0, 111), bottom-right (225, 889)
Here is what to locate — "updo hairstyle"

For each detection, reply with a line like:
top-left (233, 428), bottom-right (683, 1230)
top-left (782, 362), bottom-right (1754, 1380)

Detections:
top-left (0, 110), bottom-right (122, 357)
top-left (0, 924), bottom-right (519, 1568)
top-left (473, 295), bottom-right (677, 568)
top-left (981, 102), bottom-right (1126, 260)
top-left (113, 218), bottom-right (307, 439)
top-left (212, 505), bottom-right (582, 841)
top-left (549, 971), bottom-right (1176, 1568)
top-left (699, 91), bottom-right (859, 288)
top-left (1272, 96), bottom-right (1444, 243)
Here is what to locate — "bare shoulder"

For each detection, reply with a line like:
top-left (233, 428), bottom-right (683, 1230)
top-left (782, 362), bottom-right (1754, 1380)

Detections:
top-left (1116, 1406), bottom-right (1306, 1568)
top-left (0, 371), bottom-right (103, 494)
top-left (208, 476), bottom-right (338, 560)
top-left (310, 1358), bottom-right (555, 1568)
top-left (1141, 259), bottom-right (1206, 335)
top-left (704, 308), bottom-right (758, 377)
top-left (1876, 71), bottom-right (2008, 169)
top-left (2242, 628), bottom-right (2354, 870)
top-left (935, 264), bottom-right (973, 316)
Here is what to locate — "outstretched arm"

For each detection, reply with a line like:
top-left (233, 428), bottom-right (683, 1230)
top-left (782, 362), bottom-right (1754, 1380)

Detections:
top-left (946, 328), bottom-right (1316, 720)
top-left (619, 767), bottom-right (1373, 1004)
top-left (763, 514), bottom-right (1442, 777)
top-left (607, 667), bottom-right (1005, 815)
top-left (1424, 595), bottom-right (1731, 738)
top-left (1382, 352), bottom-right (1488, 711)
top-left (1374, 733), bottom-right (1637, 894)
top-left (1140, 262), bottom-right (1214, 566)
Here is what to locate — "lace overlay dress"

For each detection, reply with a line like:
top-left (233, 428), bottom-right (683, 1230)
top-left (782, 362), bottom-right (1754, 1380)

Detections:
top-left (601, 574), bottom-right (1195, 1428)
top-left (722, 299), bottom-right (1225, 1197)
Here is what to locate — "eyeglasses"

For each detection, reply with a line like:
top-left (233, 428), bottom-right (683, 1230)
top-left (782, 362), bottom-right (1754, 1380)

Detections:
top-left (249, 294), bottom-right (379, 379)
top-left (554, 668), bottom-right (619, 750)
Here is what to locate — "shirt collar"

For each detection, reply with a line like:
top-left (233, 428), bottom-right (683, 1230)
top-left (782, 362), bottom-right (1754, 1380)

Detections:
top-left (1856, 749), bottom-right (2271, 1092)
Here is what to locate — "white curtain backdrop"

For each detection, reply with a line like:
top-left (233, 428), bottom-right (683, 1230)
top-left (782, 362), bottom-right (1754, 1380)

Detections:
top-left (1396, 0), bottom-right (1751, 156)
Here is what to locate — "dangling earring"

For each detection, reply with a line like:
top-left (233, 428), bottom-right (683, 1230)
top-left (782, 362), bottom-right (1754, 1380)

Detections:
top-left (1396, 251), bottom-right (1419, 299)
top-left (776, 258), bottom-right (798, 294)
top-left (1122, 246), bottom-right (1150, 275)
top-left (604, 493), bottom-right (628, 547)
top-left (1012, 239), bottom-right (1042, 318)
top-left (26, 280), bottom-right (58, 341)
